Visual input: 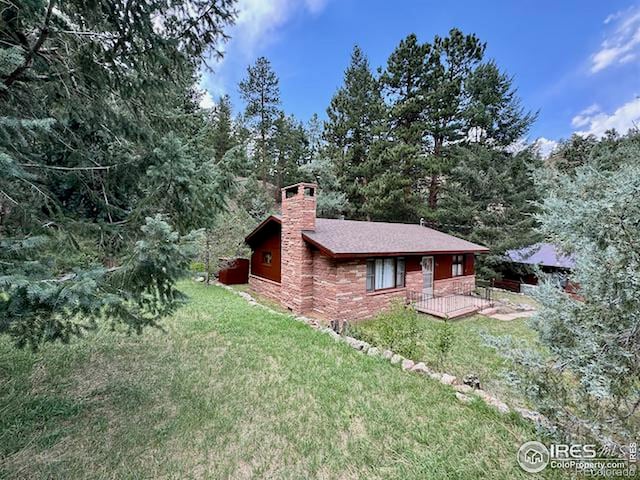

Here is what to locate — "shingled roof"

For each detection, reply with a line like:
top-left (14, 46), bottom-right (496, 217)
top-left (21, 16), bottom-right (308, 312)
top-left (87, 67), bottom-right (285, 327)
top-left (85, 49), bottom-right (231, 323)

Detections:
top-left (246, 215), bottom-right (489, 258)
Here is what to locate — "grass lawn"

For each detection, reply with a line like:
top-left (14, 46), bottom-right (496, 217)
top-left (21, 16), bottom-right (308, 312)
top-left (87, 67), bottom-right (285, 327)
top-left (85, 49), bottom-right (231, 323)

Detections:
top-left (416, 314), bottom-right (541, 402)
top-left (491, 289), bottom-right (540, 308)
top-left (0, 282), bottom-right (562, 479)
top-left (354, 310), bottom-right (543, 406)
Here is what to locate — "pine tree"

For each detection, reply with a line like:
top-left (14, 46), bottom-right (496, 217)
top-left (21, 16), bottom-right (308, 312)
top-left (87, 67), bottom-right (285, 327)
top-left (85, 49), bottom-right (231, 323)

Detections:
top-left (549, 129), bottom-right (637, 173)
top-left (381, 34), bottom-right (429, 149)
top-left (271, 112), bottom-right (308, 190)
top-left (238, 57), bottom-right (281, 182)
top-left (299, 115), bottom-right (349, 218)
top-left (324, 46), bottom-right (386, 219)
top-left (421, 28), bottom-right (486, 211)
top-left (306, 113), bottom-right (324, 156)
top-left (464, 61), bottom-right (536, 146)
top-left (367, 34), bottom-right (430, 221)
top-left (210, 94), bottom-right (236, 163)
top-left (361, 30), bottom-right (535, 225)
top-left (0, 0), bottom-right (236, 348)
top-left (435, 145), bottom-right (542, 278)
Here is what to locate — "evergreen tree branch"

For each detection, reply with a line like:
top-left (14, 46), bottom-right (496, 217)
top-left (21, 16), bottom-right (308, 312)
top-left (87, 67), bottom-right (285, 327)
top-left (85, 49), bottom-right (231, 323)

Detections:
top-left (3, 0), bottom-right (56, 89)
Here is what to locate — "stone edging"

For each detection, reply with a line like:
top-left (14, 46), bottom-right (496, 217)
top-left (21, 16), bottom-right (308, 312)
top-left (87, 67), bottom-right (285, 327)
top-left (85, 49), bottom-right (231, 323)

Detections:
top-left (217, 282), bottom-right (550, 428)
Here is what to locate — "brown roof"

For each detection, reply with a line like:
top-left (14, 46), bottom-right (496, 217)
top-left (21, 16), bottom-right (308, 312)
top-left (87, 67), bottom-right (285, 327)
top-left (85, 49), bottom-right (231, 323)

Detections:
top-left (246, 215), bottom-right (488, 258)
top-left (304, 218), bottom-right (488, 257)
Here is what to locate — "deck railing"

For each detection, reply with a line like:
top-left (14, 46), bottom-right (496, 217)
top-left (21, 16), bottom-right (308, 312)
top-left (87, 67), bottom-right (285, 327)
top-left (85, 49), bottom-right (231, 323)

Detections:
top-left (406, 280), bottom-right (493, 318)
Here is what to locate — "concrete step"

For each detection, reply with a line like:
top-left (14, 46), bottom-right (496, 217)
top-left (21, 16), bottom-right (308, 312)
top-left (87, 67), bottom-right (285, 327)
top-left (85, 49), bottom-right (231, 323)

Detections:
top-left (416, 304), bottom-right (481, 319)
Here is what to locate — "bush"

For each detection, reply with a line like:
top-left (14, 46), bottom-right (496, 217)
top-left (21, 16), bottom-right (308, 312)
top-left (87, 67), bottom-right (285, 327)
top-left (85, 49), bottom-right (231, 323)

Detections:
top-left (190, 261), bottom-right (205, 273)
top-left (434, 320), bottom-right (455, 368)
top-left (347, 300), bottom-right (420, 358)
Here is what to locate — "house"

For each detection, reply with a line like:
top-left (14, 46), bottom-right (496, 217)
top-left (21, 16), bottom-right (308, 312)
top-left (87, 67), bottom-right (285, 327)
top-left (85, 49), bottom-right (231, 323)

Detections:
top-left (245, 182), bottom-right (490, 321)
top-left (502, 243), bottom-right (576, 294)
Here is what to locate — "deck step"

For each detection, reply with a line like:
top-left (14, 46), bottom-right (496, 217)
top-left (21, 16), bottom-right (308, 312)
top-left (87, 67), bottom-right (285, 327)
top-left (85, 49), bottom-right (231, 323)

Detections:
top-left (415, 304), bottom-right (481, 319)
top-left (479, 307), bottom-right (500, 316)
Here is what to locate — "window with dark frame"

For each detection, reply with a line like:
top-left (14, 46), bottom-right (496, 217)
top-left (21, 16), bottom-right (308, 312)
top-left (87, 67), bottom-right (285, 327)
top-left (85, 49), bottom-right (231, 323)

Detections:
top-left (366, 257), bottom-right (405, 292)
top-left (452, 254), bottom-right (464, 277)
top-left (262, 251), bottom-right (273, 265)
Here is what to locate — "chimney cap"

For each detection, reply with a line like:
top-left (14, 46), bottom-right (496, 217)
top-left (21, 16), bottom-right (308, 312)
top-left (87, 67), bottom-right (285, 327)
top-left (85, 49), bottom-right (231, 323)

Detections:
top-left (281, 181), bottom-right (318, 192)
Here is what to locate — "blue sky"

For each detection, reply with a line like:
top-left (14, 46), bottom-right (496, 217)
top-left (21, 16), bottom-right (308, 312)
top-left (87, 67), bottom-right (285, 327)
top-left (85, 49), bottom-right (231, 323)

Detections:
top-left (200, 0), bottom-right (640, 154)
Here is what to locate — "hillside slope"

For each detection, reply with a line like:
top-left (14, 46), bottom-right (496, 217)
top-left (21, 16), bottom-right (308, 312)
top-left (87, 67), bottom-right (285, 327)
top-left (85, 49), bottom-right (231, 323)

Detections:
top-left (0, 282), bottom-right (562, 479)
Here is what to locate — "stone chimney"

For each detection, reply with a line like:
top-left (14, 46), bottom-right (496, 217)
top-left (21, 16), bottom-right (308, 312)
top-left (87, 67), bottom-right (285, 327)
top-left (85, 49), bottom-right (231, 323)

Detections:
top-left (280, 182), bottom-right (317, 313)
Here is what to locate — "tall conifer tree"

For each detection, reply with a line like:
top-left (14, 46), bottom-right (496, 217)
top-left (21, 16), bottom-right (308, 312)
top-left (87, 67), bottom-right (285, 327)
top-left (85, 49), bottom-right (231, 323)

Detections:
top-left (238, 57), bottom-right (281, 182)
top-left (210, 94), bottom-right (236, 163)
top-left (324, 46), bottom-right (385, 219)
top-left (0, 0), bottom-right (236, 348)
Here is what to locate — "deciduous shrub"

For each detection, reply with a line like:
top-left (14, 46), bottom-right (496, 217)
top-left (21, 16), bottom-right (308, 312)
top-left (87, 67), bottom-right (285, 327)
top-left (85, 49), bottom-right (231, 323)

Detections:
top-left (434, 320), bottom-right (456, 368)
top-left (190, 261), bottom-right (206, 273)
top-left (347, 300), bottom-right (420, 359)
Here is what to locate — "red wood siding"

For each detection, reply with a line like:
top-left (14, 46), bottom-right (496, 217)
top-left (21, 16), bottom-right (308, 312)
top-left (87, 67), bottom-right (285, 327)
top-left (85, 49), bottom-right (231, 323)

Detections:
top-left (379, 254), bottom-right (478, 281)
top-left (464, 254), bottom-right (475, 276)
top-left (405, 256), bottom-right (421, 272)
top-left (434, 254), bottom-right (452, 280)
top-left (249, 221), bottom-right (281, 283)
top-left (434, 253), bottom-right (475, 280)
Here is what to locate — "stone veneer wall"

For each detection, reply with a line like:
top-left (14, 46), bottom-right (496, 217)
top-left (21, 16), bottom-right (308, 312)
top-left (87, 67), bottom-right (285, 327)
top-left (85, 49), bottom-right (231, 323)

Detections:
top-left (311, 251), bottom-right (338, 318)
top-left (328, 259), bottom-right (423, 322)
top-left (433, 275), bottom-right (476, 296)
top-left (280, 183), bottom-right (316, 314)
top-left (252, 251), bottom-right (476, 320)
top-left (248, 274), bottom-right (281, 303)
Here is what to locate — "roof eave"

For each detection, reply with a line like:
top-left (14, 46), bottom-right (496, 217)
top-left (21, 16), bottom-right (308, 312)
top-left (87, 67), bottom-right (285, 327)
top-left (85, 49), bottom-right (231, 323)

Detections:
top-left (301, 234), bottom-right (337, 257)
top-left (508, 259), bottom-right (573, 269)
top-left (244, 215), bottom-right (281, 244)
top-left (326, 249), bottom-right (490, 259)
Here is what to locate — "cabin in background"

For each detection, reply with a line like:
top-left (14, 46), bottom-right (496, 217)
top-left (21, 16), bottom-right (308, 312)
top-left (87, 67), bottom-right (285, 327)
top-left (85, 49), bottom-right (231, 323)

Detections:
top-left (501, 243), bottom-right (576, 294)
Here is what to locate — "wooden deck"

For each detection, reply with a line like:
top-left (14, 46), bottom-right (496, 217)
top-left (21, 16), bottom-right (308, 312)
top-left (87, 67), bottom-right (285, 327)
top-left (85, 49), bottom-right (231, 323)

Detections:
top-left (412, 294), bottom-right (493, 319)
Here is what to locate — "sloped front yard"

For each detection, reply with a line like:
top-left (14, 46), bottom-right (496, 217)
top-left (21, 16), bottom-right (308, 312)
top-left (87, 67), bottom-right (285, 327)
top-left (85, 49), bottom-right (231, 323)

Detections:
top-left (351, 311), bottom-right (542, 405)
top-left (0, 282), bottom-right (560, 479)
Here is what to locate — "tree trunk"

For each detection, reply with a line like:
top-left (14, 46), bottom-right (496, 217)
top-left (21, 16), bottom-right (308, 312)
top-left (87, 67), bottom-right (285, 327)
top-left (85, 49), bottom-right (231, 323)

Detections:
top-left (205, 232), bottom-right (211, 285)
top-left (428, 174), bottom-right (439, 210)
top-left (429, 136), bottom-right (443, 210)
top-left (260, 90), bottom-right (268, 184)
top-left (261, 130), bottom-right (267, 184)
top-left (275, 169), bottom-right (282, 202)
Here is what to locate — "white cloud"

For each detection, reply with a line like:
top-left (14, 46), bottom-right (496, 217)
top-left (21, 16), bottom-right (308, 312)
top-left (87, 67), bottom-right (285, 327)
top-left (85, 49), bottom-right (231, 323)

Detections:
top-left (533, 137), bottom-right (559, 158)
top-left (571, 104), bottom-right (601, 128)
top-left (231, 0), bottom-right (329, 58)
top-left (199, 90), bottom-right (216, 109)
top-left (200, 0), bottom-right (329, 101)
top-left (591, 6), bottom-right (640, 73)
top-left (505, 137), bottom-right (558, 158)
top-left (573, 96), bottom-right (640, 137)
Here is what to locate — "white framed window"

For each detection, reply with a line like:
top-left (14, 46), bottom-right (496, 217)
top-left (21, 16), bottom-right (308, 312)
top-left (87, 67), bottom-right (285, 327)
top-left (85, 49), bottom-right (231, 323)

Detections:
top-left (452, 254), bottom-right (464, 277)
top-left (366, 257), bottom-right (405, 292)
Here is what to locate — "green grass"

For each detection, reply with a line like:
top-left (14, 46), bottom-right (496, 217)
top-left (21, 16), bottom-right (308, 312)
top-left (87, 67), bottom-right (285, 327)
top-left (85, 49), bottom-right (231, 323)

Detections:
top-left (0, 282), bottom-right (562, 479)
top-left (491, 289), bottom-right (540, 308)
top-left (420, 315), bottom-right (541, 401)
top-left (354, 312), bottom-right (543, 405)
top-left (229, 282), bottom-right (293, 316)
